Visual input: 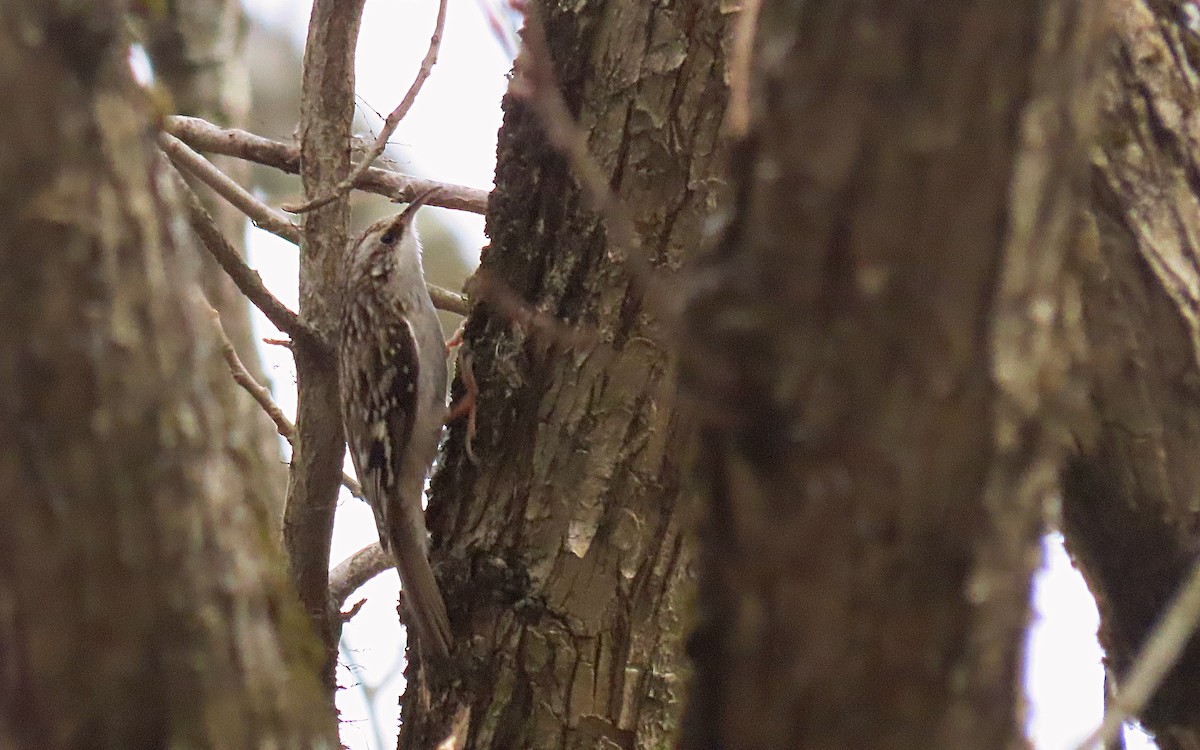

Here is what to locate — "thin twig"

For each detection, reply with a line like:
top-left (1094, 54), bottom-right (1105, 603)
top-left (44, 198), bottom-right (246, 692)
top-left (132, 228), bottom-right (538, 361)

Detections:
top-left (209, 304), bottom-right (294, 437)
top-left (328, 542), bottom-right (393, 612)
top-left (285, 0), bottom-right (450, 214)
top-left (1074, 558), bottom-right (1200, 750)
top-left (170, 166), bottom-right (326, 352)
top-left (337, 635), bottom-right (387, 750)
top-left (341, 598), bottom-right (369, 622)
top-left (429, 284), bottom-right (470, 317)
top-left (159, 132), bottom-right (301, 244)
top-left (340, 471), bottom-right (365, 502)
top-left (163, 115), bottom-right (488, 214)
top-left (1102, 667), bottom-right (1127, 750)
top-left (205, 303), bottom-right (365, 502)
top-left (161, 124), bottom-right (470, 316)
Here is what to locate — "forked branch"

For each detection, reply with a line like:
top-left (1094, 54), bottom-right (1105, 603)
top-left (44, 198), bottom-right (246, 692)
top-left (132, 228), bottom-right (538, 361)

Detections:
top-left (205, 303), bottom-right (365, 502)
top-left (170, 167), bottom-right (326, 352)
top-left (160, 132), bottom-right (301, 244)
top-left (285, 0), bottom-right (450, 214)
top-left (163, 116), bottom-right (488, 214)
top-left (329, 542), bottom-right (393, 612)
top-left (161, 127), bottom-right (470, 316)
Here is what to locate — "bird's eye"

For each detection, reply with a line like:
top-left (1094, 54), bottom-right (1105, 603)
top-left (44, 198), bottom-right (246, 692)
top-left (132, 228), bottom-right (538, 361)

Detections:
top-left (380, 229), bottom-right (397, 246)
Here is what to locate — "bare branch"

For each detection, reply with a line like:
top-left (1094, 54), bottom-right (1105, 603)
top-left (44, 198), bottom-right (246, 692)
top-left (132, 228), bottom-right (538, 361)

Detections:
top-left (161, 127), bottom-right (469, 316)
top-left (285, 0), bottom-right (450, 214)
top-left (340, 471), bottom-right (365, 502)
top-left (204, 302), bottom-right (365, 502)
top-left (285, 0), bottom-right (368, 692)
top-left (209, 304), bottom-right (295, 437)
top-left (430, 284), bottom-right (469, 317)
top-left (170, 166), bottom-right (326, 352)
top-left (159, 132), bottom-right (301, 244)
top-left (340, 598), bottom-right (368, 622)
top-left (329, 543), bottom-right (394, 612)
top-left (1075, 559), bottom-right (1200, 750)
top-left (163, 115), bottom-right (488, 214)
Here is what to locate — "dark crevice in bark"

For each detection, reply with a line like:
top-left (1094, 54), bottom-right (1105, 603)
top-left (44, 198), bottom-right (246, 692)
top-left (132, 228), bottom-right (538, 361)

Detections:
top-left (408, 1), bottom-right (727, 746)
top-left (1062, 3), bottom-right (1200, 742)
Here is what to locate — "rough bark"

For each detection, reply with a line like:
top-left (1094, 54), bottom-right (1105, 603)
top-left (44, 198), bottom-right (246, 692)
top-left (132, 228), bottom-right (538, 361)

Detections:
top-left (141, 0), bottom-right (289, 531)
top-left (405, 1), bottom-right (729, 747)
top-left (680, 3), bottom-right (1101, 750)
top-left (1062, 2), bottom-right (1200, 747)
top-left (0, 1), bottom-right (333, 747)
top-left (283, 0), bottom-right (364, 699)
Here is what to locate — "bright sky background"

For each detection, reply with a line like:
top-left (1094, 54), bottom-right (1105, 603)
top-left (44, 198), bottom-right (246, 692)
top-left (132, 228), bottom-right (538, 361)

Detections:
top-left (234, 2), bottom-right (1156, 748)
top-left (240, 3), bottom-right (511, 747)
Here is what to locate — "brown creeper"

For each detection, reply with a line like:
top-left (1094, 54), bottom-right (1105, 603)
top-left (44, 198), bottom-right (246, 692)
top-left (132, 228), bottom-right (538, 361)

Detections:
top-left (339, 192), bottom-right (452, 659)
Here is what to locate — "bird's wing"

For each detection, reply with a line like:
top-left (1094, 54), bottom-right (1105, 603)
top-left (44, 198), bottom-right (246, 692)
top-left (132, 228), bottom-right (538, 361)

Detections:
top-left (343, 312), bottom-right (452, 657)
top-left (344, 315), bottom-right (420, 552)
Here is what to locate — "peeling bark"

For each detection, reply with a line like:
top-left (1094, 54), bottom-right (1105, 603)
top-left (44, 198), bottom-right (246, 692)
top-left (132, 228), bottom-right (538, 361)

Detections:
top-left (0, 1), bottom-right (333, 747)
top-left (681, 3), bottom-right (1102, 749)
top-left (407, 1), bottom-right (729, 747)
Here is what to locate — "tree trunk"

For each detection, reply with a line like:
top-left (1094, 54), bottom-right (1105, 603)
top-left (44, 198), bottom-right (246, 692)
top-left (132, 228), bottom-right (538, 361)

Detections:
top-left (680, 3), bottom-right (1102, 749)
top-left (1063, 3), bottom-right (1200, 748)
top-left (0, 2), bottom-right (333, 747)
top-left (140, 0), bottom-right (289, 532)
top-left (406, 1), bottom-right (729, 747)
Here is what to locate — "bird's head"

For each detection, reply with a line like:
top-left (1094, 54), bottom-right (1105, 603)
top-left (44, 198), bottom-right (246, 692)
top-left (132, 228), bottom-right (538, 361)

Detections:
top-left (345, 189), bottom-right (439, 285)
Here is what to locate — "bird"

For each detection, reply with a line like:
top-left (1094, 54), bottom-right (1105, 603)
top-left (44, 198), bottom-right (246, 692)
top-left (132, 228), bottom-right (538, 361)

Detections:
top-left (338, 190), bottom-right (452, 660)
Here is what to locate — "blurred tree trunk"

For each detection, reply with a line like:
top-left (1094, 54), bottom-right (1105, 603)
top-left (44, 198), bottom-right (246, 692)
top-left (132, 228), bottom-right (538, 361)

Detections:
top-left (1062, 3), bottom-right (1200, 748)
top-left (141, 0), bottom-right (289, 531)
top-left (407, 0), bottom-right (728, 747)
top-left (0, 2), bottom-right (333, 747)
top-left (680, 3), bottom-right (1102, 750)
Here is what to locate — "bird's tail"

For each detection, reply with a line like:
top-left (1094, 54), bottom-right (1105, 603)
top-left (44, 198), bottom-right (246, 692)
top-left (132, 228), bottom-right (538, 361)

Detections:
top-left (389, 526), bottom-right (452, 661)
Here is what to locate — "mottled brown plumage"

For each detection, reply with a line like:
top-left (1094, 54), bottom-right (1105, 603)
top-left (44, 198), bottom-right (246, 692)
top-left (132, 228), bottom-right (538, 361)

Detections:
top-left (338, 193), bottom-right (451, 659)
